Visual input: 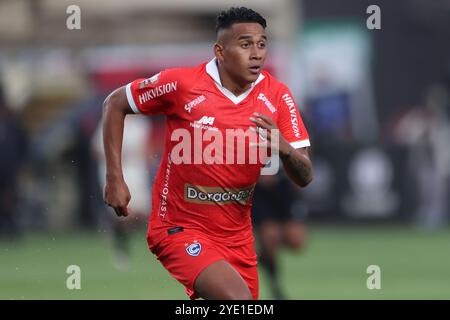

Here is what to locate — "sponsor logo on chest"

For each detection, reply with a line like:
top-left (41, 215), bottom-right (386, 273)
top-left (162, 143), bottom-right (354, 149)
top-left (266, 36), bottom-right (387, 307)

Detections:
top-left (190, 115), bottom-right (218, 131)
top-left (184, 95), bottom-right (206, 113)
top-left (257, 93), bottom-right (276, 113)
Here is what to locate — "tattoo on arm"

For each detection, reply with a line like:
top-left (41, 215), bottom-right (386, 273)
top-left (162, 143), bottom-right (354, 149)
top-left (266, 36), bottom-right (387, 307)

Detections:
top-left (280, 149), bottom-right (312, 187)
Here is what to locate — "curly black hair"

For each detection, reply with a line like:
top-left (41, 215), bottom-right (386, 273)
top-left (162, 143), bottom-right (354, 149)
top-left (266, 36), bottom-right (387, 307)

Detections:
top-left (215, 7), bottom-right (267, 33)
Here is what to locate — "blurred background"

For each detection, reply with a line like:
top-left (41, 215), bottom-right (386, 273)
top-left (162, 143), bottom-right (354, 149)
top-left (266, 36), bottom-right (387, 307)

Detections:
top-left (1, 0), bottom-right (449, 299)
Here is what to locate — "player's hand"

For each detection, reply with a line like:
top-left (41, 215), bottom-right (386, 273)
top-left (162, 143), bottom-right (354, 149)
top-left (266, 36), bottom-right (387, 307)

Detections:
top-left (249, 112), bottom-right (291, 156)
top-left (103, 176), bottom-right (131, 217)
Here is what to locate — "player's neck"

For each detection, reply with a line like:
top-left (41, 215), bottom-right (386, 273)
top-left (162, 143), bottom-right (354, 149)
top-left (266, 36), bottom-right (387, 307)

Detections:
top-left (217, 65), bottom-right (252, 97)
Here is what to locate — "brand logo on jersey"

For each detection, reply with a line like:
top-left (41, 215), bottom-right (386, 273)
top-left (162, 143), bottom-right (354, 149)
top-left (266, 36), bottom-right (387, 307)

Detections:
top-left (184, 95), bottom-right (206, 113)
top-left (138, 73), bottom-right (161, 89)
top-left (184, 184), bottom-right (254, 205)
top-left (257, 93), bottom-right (276, 114)
top-left (196, 116), bottom-right (215, 125)
top-left (138, 81), bottom-right (177, 105)
top-left (186, 241), bottom-right (202, 257)
top-left (189, 116), bottom-right (218, 131)
top-left (282, 93), bottom-right (301, 138)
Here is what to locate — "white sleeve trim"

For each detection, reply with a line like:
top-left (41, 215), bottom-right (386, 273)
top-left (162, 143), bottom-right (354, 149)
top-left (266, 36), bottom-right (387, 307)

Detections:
top-left (125, 83), bottom-right (141, 114)
top-left (290, 139), bottom-right (311, 149)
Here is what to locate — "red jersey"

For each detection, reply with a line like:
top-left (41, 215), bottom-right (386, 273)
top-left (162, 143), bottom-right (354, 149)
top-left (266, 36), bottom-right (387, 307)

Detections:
top-left (126, 59), bottom-right (310, 247)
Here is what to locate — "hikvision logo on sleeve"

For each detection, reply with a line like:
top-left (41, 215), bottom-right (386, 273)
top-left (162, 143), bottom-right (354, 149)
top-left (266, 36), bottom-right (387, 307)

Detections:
top-left (138, 81), bottom-right (177, 104)
top-left (282, 93), bottom-right (301, 138)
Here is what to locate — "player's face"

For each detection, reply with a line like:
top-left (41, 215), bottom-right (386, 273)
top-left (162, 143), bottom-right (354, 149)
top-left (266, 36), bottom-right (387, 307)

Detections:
top-left (217, 23), bottom-right (267, 86)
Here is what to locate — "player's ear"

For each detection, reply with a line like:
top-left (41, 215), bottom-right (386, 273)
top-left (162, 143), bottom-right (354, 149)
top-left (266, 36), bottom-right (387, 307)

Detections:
top-left (214, 43), bottom-right (225, 63)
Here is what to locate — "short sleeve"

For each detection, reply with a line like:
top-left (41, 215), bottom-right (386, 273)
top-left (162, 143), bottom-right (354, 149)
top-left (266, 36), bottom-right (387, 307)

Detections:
top-left (125, 69), bottom-right (179, 115)
top-left (277, 87), bottom-right (311, 149)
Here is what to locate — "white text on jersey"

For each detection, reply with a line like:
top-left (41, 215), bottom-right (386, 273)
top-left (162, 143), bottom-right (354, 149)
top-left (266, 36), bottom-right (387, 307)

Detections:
top-left (138, 81), bottom-right (177, 104)
top-left (185, 95), bottom-right (206, 113)
top-left (257, 93), bottom-right (276, 113)
top-left (282, 93), bottom-right (301, 138)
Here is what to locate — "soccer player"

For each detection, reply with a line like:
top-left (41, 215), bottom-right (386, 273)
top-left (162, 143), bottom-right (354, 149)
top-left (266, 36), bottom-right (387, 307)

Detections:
top-left (102, 7), bottom-right (312, 300)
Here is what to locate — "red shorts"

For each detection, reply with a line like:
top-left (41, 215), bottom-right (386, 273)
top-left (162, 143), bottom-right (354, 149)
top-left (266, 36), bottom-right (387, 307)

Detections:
top-left (147, 228), bottom-right (258, 300)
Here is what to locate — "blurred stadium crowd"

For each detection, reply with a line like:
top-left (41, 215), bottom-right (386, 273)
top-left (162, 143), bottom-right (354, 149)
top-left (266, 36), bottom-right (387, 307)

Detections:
top-left (1, 0), bottom-right (450, 240)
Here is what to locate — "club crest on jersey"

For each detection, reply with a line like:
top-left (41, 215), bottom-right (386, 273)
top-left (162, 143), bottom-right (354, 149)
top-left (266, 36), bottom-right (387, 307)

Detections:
top-left (186, 241), bottom-right (202, 257)
top-left (139, 73), bottom-right (161, 89)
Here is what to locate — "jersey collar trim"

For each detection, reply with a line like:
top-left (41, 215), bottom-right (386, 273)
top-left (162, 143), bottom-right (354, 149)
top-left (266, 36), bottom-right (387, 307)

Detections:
top-left (206, 58), bottom-right (265, 105)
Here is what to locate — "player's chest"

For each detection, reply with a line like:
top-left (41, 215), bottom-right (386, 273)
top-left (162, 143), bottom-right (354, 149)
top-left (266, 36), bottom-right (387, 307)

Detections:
top-left (176, 88), bottom-right (278, 130)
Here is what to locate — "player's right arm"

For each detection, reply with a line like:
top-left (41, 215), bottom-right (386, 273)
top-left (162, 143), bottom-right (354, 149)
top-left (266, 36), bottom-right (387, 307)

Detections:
top-left (102, 86), bottom-right (133, 217)
top-left (102, 70), bottom-right (180, 217)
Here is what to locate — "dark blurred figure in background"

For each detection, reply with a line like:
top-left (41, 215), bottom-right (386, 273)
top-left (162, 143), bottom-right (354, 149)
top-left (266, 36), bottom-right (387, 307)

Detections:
top-left (393, 77), bottom-right (450, 231)
top-left (0, 88), bottom-right (28, 239)
top-left (305, 68), bottom-right (353, 144)
top-left (252, 172), bottom-right (308, 300)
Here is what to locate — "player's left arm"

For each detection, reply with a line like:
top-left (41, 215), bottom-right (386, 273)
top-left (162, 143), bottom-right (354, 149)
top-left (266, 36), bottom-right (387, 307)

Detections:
top-left (250, 112), bottom-right (313, 187)
top-left (279, 144), bottom-right (312, 188)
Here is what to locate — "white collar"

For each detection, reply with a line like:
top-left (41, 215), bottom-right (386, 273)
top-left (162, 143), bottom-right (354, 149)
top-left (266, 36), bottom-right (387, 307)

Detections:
top-left (205, 58), bottom-right (265, 105)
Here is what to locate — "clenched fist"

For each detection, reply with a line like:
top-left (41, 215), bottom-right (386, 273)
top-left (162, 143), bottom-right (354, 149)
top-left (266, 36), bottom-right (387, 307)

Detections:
top-left (103, 176), bottom-right (131, 217)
